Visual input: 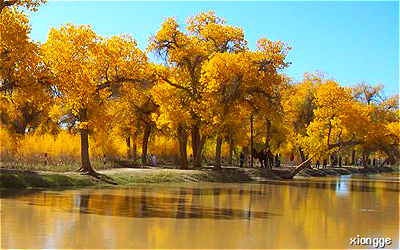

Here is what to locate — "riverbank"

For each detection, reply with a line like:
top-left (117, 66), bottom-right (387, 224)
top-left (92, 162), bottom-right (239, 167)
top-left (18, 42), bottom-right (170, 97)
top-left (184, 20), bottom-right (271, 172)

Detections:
top-left (0, 165), bottom-right (397, 189)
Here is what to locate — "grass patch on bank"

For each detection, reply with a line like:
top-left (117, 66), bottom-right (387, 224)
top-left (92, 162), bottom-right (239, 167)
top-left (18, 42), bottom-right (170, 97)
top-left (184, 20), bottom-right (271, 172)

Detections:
top-left (0, 172), bottom-right (97, 189)
top-left (1, 164), bottom-right (398, 190)
top-left (112, 171), bottom-right (194, 184)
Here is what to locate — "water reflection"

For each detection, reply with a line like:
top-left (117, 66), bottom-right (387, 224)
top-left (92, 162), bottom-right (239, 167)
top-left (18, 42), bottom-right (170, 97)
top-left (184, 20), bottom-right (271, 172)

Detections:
top-left (336, 175), bottom-right (350, 197)
top-left (7, 186), bottom-right (276, 220)
top-left (260, 174), bottom-right (400, 193)
top-left (1, 174), bottom-right (399, 249)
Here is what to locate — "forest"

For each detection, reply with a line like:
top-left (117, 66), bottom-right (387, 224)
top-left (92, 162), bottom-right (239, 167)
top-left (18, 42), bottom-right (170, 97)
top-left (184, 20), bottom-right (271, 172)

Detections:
top-left (1, 0), bottom-right (399, 176)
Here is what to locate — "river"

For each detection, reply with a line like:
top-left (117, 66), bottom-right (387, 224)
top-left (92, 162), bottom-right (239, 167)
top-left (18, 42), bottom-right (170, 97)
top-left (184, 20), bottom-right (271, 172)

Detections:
top-left (1, 173), bottom-right (399, 249)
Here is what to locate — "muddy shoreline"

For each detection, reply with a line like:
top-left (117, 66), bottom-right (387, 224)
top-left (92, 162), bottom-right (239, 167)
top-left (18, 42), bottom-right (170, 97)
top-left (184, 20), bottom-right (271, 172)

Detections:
top-left (0, 165), bottom-right (397, 190)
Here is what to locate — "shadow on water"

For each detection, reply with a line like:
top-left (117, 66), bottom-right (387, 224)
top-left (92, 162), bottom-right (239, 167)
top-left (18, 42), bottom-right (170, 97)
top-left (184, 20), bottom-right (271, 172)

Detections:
top-left (3, 174), bottom-right (398, 221)
top-left (0, 188), bottom-right (41, 198)
top-left (6, 186), bottom-right (280, 220)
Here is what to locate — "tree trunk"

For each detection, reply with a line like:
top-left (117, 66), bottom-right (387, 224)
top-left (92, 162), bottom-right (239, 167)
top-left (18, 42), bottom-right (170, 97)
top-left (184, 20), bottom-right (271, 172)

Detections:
top-left (351, 150), bottom-right (355, 166)
top-left (126, 136), bottom-right (131, 159)
top-left (80, 128), bottom-right (93, 172)
top-left (379, 158), bottom-right (389, 167)
top-left (299, 147), bottom-right (310, 168)
top-left (177, 125), bottom-right (188, 169)
top-left (79, 109), bottom-right (95, 174)
top-left (362, 149), bottom-right (367, 168)
top-left (141, 123), bottom-right (151, 166)
top-left (191, 125), bottom-right (200, 160)
top-left (193, 135), bottom-right (206, 168)
top-left (288, 157), bottom-right (313, 178)
top-left (250, 115), bottom-right (254, 167)
top-left (243, 146), bottom-right (249, 167)
top-left (380, 145), bottom-right (396, 165)
top-left (132, 132), bottom-right (137, 159)
top-left (228, 135), bottom-right (233, 165)
top-left (265, 118), bottom-right (271, 148)
top-left (13, 120), bottom-right (29, 135)
top-left (215, 136), bottom-right (223, 170)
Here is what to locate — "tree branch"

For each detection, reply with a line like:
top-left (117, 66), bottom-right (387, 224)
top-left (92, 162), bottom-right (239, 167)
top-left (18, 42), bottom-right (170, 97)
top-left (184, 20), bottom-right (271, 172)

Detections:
top-left (0, 0), bottom-right (16, 13)
top-left (160, 76), bottom-right (195, 99)
top-left (328, 140), bottom-right (362, 150)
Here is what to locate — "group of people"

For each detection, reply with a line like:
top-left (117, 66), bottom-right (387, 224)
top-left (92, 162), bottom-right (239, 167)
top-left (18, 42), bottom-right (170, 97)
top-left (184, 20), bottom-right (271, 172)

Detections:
top-left (355, 157), bottom-right (382, 167)
top-left (312, 156), bottom-right (384, 169)
top-left (239, 149), bottom-right (281, 168)
top-left (146, 152), bottom-right (385, 169)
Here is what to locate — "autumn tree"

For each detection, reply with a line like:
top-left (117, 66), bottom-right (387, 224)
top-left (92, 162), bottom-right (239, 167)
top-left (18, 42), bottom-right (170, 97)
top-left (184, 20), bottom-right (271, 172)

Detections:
top-left (200, 39), bottom-right (290, 168)
top-left (351, 83), bottom-right (399, 165)
top-left (148, 11), bottom-right (247, 168)
top-left (280, 72), bottom-right (327, 163)
top-left (43, 24), bottom-right (147, 174)
top-left (0, 7), bottom-right (53, 136)
top-left (353, 82), bottom-right (385, 105)
top-left (0, 0), bottom-right (46, 13)
top-left (295, 80), bottom-right (399, 169)
top-left (151, 66), bottom-right (192, 169)
top-left (109, 65), bottom-right (158, 164)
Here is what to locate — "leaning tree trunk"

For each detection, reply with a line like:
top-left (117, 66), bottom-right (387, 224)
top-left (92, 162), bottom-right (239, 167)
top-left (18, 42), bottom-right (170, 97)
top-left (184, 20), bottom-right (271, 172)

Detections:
top-left (379, 158), bottom-right (389, 168)
top-left (228, 135), bottom-right (233, 166)
top-left (215, 135), bottom-right (223, 170)
top-left (141, 123), bottom-right (151, 166)
top-left (299, 147), bottom-right (311, 168)
top-left (380, 146), bottom-right (396, 166)
top-left (288, 157), bottom-right (313, 178)
top-left (177, 125), bottom-right (188, 169)
top-left (79, 109), bottom-right (95, 174)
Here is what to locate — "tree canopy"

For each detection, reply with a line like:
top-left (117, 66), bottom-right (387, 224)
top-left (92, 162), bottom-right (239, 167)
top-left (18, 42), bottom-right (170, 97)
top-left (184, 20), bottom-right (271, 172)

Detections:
top-left (1, 4), bottom-right (398, 173)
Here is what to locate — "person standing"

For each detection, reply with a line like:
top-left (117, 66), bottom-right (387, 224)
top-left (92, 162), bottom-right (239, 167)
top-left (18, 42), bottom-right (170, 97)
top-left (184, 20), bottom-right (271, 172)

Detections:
top-left (151, 154), bottom-right (157, 167)
top-left (240, 151), bottom-right (245, 168)
top-left (103, 154), bottom-right (107, 167)
top-left (315, 160), bottom-right (320, 169)
top-left (275, 154), bottom-right (280, 168)
top-left (323, 159), bottom-right (327, 169)
top-left (290, 153), bottom-right (294, 168)
top-left (260, 148), bottom-right (266, 168)
top-left (278, 154), bottom-right (281, 168)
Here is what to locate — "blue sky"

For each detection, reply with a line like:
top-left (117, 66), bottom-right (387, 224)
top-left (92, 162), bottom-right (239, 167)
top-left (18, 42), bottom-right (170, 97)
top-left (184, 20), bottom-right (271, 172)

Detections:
top-left (26, 1), bottom-right (399, 95)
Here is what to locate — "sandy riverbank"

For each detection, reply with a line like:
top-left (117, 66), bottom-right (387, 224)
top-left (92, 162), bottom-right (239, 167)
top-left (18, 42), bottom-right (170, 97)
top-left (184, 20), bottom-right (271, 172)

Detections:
top-left (0, 165), bottom-right (396, 189)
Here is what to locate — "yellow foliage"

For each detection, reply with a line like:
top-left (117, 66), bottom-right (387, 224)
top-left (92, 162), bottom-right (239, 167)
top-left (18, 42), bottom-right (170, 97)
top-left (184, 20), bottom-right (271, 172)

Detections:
top-left (43, 23), bottom-right (148, 126)
top-left (147, 135), bottom-right (180, 162)
top-left (0, 127), bottom-right (129, 167)
top-left (0, 0), bottom-right (46, 13)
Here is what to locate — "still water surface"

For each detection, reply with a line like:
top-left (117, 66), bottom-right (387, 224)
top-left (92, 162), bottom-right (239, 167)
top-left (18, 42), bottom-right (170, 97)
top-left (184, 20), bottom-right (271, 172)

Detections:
top-left (1, 174), bottom-right (399, 249)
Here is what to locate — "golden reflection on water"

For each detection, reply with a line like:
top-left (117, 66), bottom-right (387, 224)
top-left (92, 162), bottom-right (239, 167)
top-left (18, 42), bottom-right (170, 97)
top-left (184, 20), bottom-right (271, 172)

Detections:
top-left (1, 174), bottom-right (399, 249)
